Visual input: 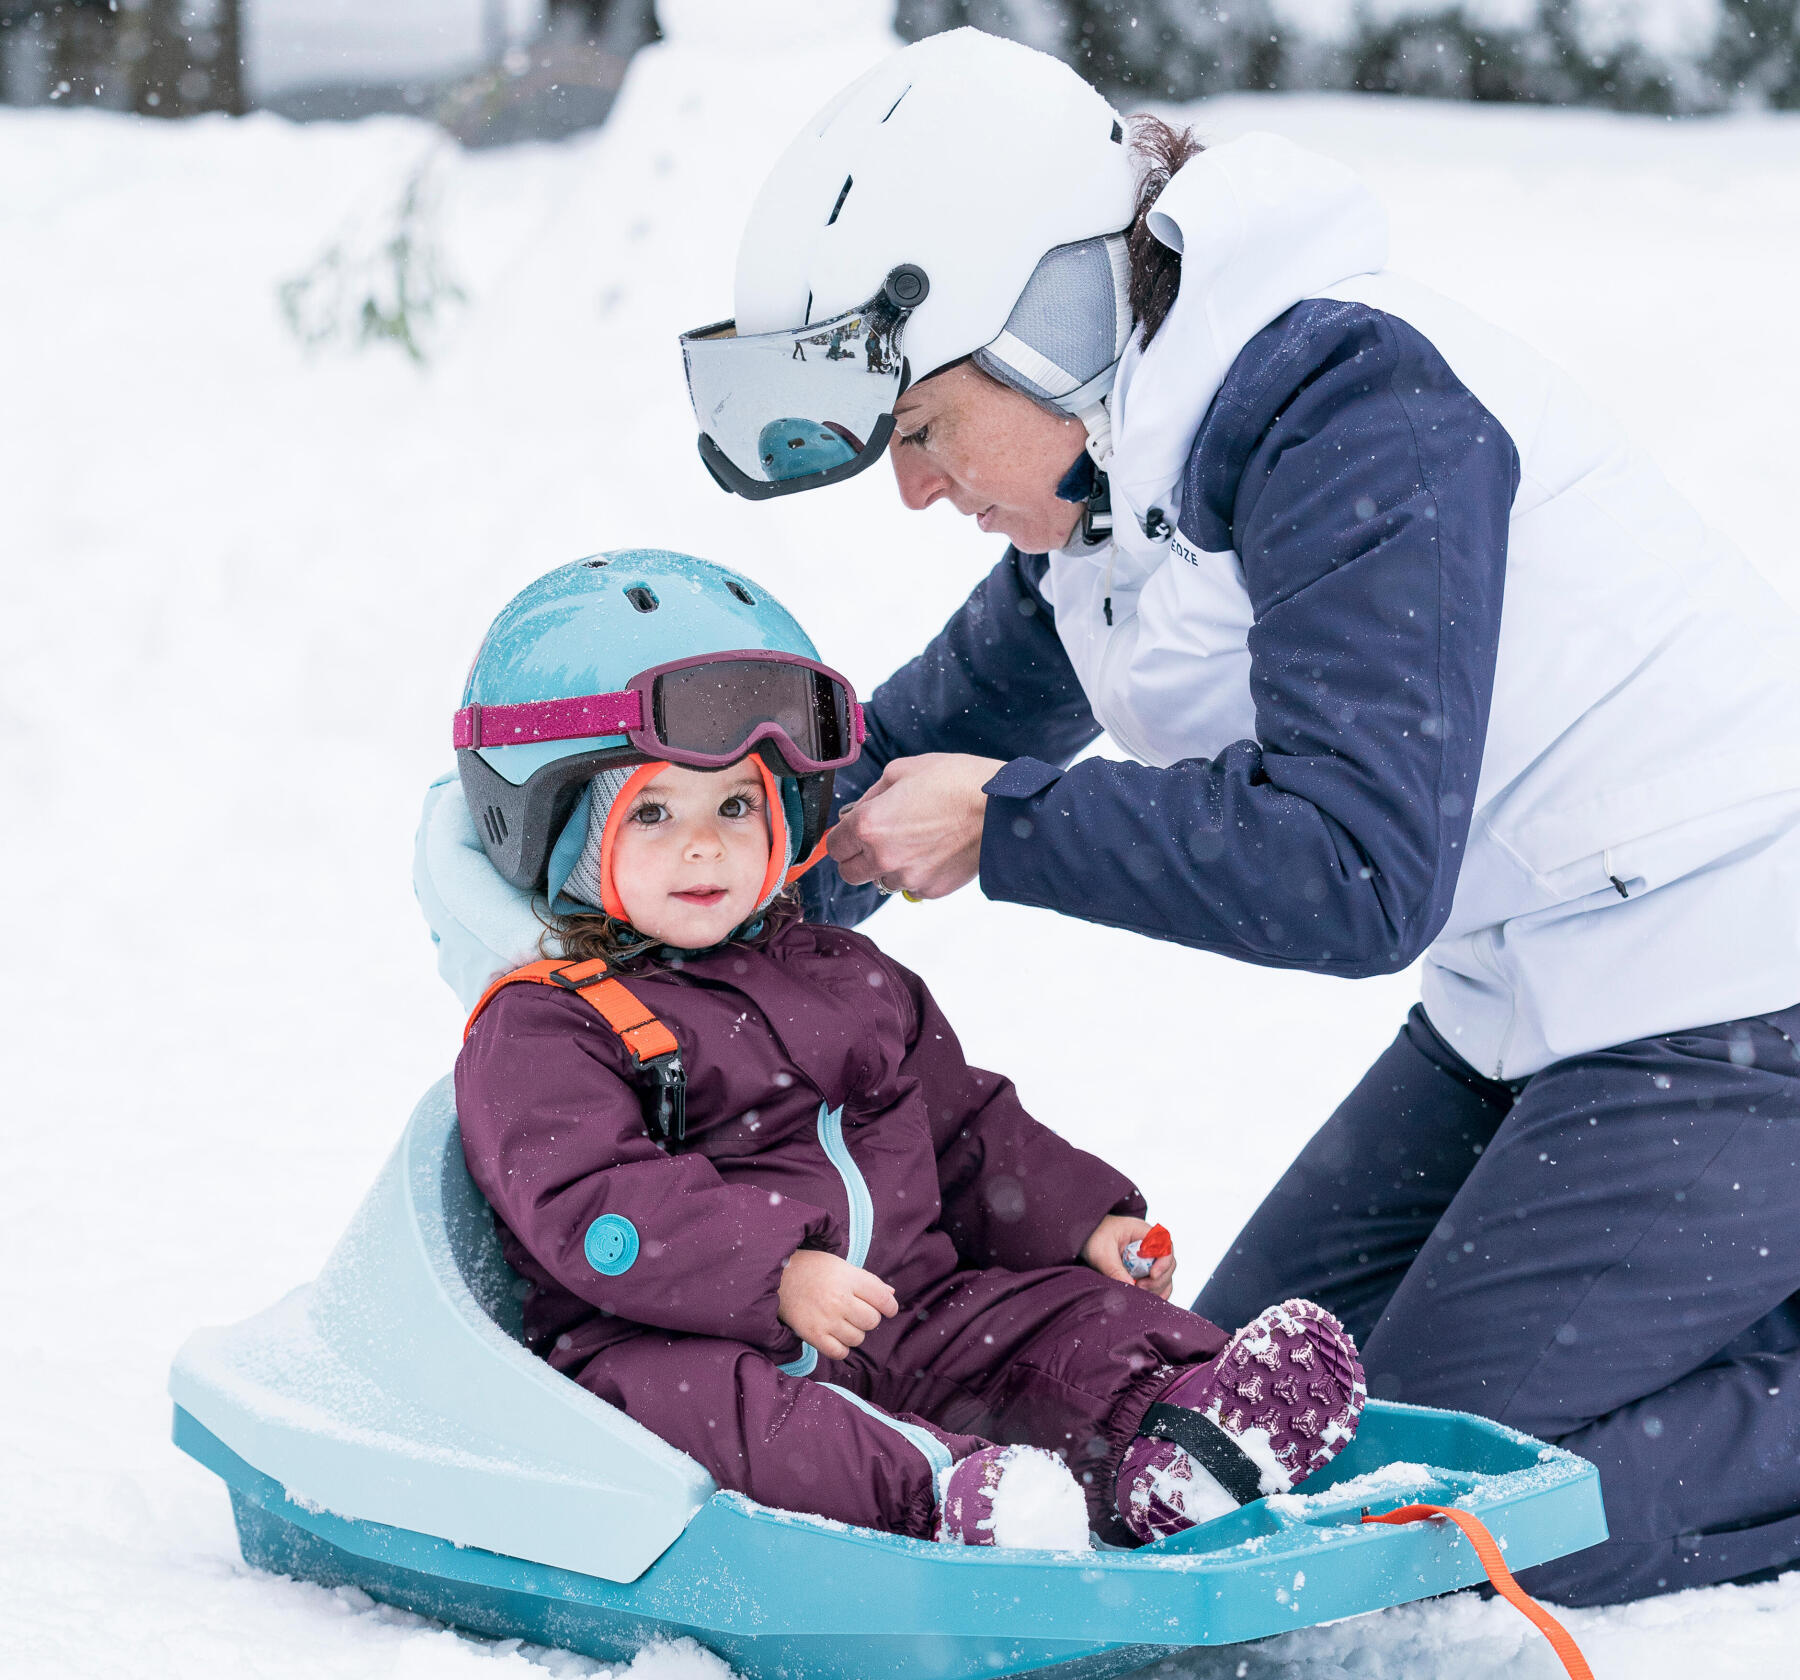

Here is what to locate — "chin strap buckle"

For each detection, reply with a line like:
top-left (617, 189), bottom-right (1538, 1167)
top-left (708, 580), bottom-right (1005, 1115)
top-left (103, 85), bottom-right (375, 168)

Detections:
top-left (1081, 466), bottom-right (1113, 546)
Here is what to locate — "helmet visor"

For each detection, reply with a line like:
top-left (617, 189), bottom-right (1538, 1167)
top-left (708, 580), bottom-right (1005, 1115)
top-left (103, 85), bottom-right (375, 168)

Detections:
top-left (680, 291), bottom-right (912, 500)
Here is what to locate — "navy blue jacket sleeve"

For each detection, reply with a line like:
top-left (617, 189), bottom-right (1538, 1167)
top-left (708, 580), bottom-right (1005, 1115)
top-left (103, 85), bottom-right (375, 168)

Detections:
top-left (800, 545), bottom-right (1102, 928)
top-left (977, 300), bottom-right (1517, 976)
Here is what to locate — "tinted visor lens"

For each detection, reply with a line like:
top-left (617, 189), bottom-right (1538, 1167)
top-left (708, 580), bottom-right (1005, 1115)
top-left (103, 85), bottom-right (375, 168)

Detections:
top-left (652, 660), bottom-right (852, 771)
top-left (681, 303), bottom-right (907, 500)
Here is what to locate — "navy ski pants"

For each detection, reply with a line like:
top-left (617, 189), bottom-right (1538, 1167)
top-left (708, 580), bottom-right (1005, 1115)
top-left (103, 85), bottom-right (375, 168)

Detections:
top-left (1195, 1002), bottom-right (1800, 1606)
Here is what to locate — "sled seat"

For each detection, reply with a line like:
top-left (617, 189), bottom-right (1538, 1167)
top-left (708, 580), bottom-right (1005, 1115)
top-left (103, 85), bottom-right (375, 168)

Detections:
top-left (168, 1076), bottom-right (713, 1583)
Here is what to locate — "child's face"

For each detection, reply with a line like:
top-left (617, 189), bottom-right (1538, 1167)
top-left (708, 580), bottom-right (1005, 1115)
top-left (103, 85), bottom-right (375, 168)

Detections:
top-left (611, 760), bottom-right (773, 949)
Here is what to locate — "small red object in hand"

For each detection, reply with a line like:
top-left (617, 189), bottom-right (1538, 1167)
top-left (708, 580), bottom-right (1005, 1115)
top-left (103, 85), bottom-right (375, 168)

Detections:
top-left (1136, 1224), bottom-right (1173, 1260)
top-left (1123, 1224), bottom-right (1174, 1278)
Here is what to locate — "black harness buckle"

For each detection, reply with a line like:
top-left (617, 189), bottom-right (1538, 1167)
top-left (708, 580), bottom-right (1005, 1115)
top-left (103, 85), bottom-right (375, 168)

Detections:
top-left (641, 1052), bottom-right (687, 1146)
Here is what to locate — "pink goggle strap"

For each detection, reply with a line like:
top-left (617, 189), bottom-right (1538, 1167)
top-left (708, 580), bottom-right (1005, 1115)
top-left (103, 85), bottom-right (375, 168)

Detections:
top-left (456, 686), bottom-right (865, 761)
top-left (454, 690), bottom-right (643, 750)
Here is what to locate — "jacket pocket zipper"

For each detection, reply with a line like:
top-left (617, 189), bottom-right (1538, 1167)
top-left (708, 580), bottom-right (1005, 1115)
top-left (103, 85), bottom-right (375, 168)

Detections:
top-left (779, 1103), bottom-right (873, 1378)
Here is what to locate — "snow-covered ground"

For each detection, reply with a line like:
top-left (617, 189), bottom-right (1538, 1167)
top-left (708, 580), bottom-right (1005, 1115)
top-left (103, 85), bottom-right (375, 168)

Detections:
top-left (7, 6), bottom-right (1800, 1674)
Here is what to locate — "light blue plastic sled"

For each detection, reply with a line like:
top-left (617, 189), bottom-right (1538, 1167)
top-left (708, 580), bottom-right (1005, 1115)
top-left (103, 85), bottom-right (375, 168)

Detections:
top-left (169, 1078), bottom-right (1607, 1680)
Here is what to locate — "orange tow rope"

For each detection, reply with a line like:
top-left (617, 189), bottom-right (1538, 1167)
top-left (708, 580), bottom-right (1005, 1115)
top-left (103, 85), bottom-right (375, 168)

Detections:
top-left (1360, 1504), bottom-right (1594, 1679)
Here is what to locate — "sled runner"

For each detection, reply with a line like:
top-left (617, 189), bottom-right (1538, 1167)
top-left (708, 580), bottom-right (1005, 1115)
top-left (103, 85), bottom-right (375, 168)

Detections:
top-left (169, 1078), bottom-right (1606, 1680)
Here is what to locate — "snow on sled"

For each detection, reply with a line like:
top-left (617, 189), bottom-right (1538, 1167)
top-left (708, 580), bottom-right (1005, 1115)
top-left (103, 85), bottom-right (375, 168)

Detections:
top-left (169, 1078), bottom-right (1607, 1680)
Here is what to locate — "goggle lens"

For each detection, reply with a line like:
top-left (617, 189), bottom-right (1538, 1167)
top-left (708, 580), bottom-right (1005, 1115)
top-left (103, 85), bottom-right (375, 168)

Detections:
top-left (651, 659), bottom-right (850, 769)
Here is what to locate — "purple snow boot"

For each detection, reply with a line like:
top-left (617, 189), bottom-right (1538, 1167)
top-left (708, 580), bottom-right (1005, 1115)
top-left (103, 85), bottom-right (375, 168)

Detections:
top-left (1115, 1298), bottom-right (1367, 1545)
top-left (935, 1444), bottom-right (1091, 1551)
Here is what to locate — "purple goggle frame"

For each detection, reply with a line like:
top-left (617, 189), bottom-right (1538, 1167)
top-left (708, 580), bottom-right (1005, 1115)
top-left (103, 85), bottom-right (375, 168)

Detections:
top-left (453, 650), bottom-right (865, 775)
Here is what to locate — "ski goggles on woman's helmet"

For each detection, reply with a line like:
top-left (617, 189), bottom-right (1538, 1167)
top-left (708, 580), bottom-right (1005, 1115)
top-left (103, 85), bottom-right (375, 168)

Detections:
top-left (454, 650), bottom-right (864, 776)
top-left (679, 265), bottom-right (930, 500)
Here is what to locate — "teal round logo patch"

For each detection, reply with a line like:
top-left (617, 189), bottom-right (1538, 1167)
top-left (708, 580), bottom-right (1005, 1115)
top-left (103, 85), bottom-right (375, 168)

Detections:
top-left (584, 1214), bottom-right (639, 1276)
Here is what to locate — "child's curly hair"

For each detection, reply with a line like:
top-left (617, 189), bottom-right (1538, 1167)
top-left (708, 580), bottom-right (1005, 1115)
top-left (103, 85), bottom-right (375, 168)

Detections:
top-left (539, 887), bottom-right (804, 973)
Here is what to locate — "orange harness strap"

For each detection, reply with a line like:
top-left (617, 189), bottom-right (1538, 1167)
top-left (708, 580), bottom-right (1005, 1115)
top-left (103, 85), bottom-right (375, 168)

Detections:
top-left (1360, 1504), bottom-right (1594, 1679)
top-left (466, 957), bottom-right (685, 1141)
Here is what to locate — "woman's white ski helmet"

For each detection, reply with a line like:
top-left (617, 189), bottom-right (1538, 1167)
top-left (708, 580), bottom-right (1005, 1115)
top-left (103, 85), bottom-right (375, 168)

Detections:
top-left (681, 28), bottom-right (1138, 498)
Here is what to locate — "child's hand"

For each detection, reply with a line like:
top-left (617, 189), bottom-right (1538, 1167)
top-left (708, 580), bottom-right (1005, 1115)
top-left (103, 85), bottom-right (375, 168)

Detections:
top-left (1083, 1215), bottom-right (1176, 1300)
top-left (778, 1249), bottom-right (900, 1361)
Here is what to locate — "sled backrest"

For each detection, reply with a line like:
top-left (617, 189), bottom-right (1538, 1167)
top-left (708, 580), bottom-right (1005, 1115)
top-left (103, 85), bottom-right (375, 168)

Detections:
top-left (436, 1109), bottom-right (528, 1343)
top-left (169, 1076), bottom-right (715, 1583)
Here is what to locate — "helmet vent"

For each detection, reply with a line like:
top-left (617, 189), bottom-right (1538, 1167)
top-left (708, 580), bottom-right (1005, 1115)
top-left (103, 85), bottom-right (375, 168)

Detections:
top-left (1111, 119), bottom-right (1123, 143)
top-left (725, 579), bottom-right (756, 606)
top-left (881, 86), bottom-right (910, 123)
top-left (826, 175), bottom-right (853, 227)
top-left (483, 805), bottom-right (510, 846)
top-left (583, 557), bottom-right (610, 569)
top-left (625, 585), bottom-right (660, 613)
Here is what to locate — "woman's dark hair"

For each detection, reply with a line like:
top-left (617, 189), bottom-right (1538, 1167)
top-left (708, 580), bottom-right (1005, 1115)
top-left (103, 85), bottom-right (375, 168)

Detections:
top-left (1125, 115), bottom-right (1206, 348)
top-left (540, 887), bottom-right (803, 972)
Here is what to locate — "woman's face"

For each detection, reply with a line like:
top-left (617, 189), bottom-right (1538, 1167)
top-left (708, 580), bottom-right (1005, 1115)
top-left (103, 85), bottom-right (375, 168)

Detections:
top-left (888, 364), bottom-right (1089, 554)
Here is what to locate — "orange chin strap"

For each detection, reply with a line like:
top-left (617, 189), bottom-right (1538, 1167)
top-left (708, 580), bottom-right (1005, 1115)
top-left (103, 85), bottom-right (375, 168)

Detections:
top-left (1360, 1505), bottom-right (1594, 1679)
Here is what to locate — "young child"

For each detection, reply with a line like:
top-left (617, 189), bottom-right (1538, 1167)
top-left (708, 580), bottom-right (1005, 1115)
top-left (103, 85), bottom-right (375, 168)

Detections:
top-left (449, 550), bottom-right (1365, 1549)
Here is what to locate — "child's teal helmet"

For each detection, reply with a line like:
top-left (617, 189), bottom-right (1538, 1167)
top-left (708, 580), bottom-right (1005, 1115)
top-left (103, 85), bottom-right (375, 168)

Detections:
top-left (456, 549), bottom-right (861, 897)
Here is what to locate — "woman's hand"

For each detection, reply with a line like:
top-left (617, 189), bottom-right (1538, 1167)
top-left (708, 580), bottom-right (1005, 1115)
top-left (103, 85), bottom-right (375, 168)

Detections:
top-left (826, 753), bottom-right (1005, 900)
top-left (1083, 1215), bottom-right (1176, 1300)
top-left (777, 1249), bottom-right (899, 1361)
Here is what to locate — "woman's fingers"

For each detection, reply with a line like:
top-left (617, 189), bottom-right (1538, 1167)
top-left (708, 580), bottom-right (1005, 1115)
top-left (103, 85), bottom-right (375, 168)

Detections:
top-left (814, 1331), bottom-right (852, 1361)
top-left (823, 753), bottom-right (1000, 897)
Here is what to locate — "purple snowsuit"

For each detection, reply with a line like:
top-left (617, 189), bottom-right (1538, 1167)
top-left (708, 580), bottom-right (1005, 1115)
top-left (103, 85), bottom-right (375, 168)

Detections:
top-left (456, 920), bottom-right (1227, 1541)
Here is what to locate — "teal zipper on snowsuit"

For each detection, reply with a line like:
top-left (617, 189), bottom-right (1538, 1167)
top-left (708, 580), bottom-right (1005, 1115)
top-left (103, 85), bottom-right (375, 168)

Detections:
top-left (779, 1103), bottom-right (871, 1379)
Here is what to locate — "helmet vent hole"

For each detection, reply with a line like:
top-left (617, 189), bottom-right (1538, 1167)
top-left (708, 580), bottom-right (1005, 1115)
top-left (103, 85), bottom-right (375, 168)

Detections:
top-left (483, 806), bottom-right (510, 845)
top-left (625, 586), bottom-right (660, 614)
top-left (1111, 119), bottom-right (1123, 143)
top-left (725, 579), bottom-right (756, 606)
top-left (826, 175), bottom-right (853, 227)
top-left (583, 557), bottom-right (610, 569)
top-left (881, 86), bottom-right (910, 123)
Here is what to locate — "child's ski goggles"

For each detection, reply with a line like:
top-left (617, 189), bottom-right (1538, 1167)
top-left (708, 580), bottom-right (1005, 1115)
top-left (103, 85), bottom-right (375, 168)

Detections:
top-left (454, 650), bottom-right (865, 776)
top-left (679, 266), bottom-right (930, 501)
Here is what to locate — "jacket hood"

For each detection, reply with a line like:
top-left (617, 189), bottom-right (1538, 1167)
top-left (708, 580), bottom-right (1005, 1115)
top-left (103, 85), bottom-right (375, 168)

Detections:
top-left (1106, 132), bottom-right (1389, 572)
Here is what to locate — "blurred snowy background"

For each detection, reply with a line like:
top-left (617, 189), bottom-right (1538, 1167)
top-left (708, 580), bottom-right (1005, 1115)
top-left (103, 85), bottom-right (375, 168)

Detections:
top-left (11, 0), bottom-right (1800, 140)
top-left (7, 1), bottom-right (1800, 1677)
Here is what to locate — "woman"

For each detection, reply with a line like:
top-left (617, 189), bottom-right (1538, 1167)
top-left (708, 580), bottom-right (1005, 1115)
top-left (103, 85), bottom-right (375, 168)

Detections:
top-left (672, 28), bottom-right (1800, 1604)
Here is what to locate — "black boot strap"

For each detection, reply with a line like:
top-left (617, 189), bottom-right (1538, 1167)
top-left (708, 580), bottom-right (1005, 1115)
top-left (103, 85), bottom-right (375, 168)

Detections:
top-left (1139, 1402), bottom-right (1265, 1507)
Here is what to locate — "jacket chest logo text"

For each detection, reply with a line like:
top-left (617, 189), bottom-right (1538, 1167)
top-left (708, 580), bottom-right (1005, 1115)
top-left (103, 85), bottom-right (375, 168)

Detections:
top-left (1168, 533), bottom-right (1206, 568)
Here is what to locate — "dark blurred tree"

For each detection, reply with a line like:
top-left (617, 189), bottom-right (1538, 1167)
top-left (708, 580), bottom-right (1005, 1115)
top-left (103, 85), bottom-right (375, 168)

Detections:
top-left (43, 0), bottom-right (120, 105)
top-left (1349, 4), bottom-right (1678, 111)
top-left (896, 0), bottom-right (1286, 102)
top-left (128, 0), bottom-right (244, 116)
top-left (1708, 0), bottom-right (1800, 106)
top-left (895, 0), bottom-right (1780, 114)
top-left (13, 0), bottom-right (242, 113)
top-left (547, 0), bottom-right (659, 57)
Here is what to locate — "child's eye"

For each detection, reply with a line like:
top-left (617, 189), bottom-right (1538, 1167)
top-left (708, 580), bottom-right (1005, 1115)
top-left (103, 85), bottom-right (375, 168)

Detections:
top-left (631, 802), bottom-right (668, 825)
top-left (719, 793), bottom-right (759, 820)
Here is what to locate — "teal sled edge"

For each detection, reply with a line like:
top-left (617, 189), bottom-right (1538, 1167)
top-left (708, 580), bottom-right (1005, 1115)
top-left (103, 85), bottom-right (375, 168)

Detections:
top-left (174, 1398), bottom-right (1606, 1680)
top-left (176, 1406), bottom-right (1163, 1680)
